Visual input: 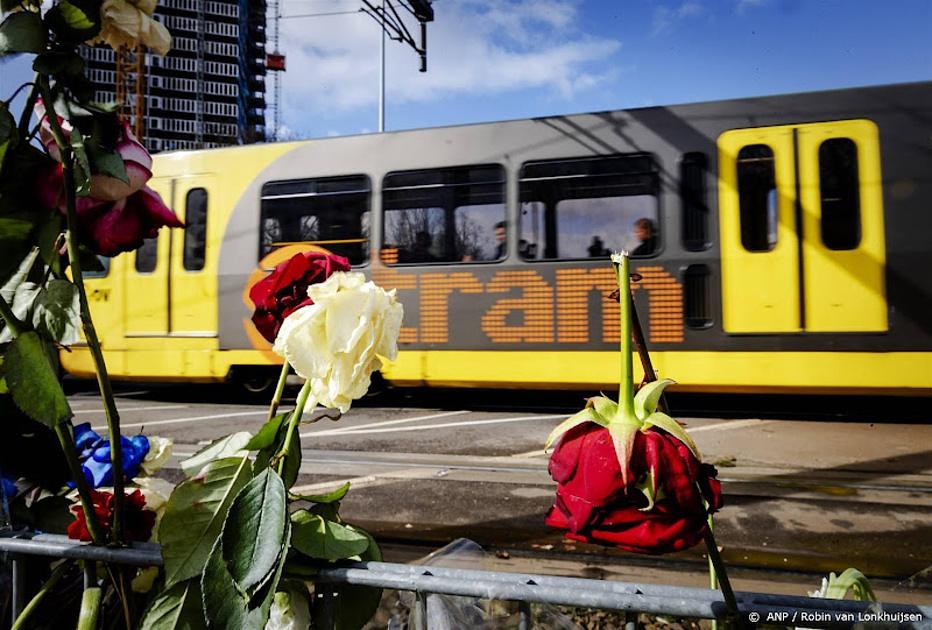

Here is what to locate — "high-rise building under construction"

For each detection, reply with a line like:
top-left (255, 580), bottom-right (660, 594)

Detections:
top-left (81, 0), bottom-right (267, 152)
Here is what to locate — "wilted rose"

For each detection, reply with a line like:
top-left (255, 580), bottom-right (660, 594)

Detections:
top-left (544, 252), bottom-right (723, 554)
top-left (273, 271), bottom-right (403, 413)
top-left (249, 251), bottom-right (351, 343)
top-left (35, 109), bottom-right (184, 257)
top-left (545, 422), bottom-right (722, 554)
top-left (38, 109), bottom-right (152, 201)
top-left (67, 489), bottom-right (156, 542)
top-left (91, 0), bottom-right (172, 55)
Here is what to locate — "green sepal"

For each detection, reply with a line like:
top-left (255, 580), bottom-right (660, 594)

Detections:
top-left (641, 410), bottom-right (701, 461)
top-left (635, 469), bottom-right (666, 512)
top-left (634, 378), bottom-right (675, 420)
top-left (544, 396), bottom-right (613, 449)
top-left (607, 417), bottom-right (641, 487)
top-left (823, 568), bottom-right (877, 602)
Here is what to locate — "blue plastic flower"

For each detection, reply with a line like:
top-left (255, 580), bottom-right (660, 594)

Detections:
top-left (70, 423), bottom-right (150, 488)
top-left (1, 475), bottom-right (17, 501)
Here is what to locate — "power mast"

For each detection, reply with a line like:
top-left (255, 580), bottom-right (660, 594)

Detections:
top-left (115, 46), bottom-right (146, 139)
top-left (361, 0), bottom-right (433, 71)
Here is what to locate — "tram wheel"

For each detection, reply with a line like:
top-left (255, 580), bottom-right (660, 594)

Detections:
top-left (230, 366), bottom-right (280, 399)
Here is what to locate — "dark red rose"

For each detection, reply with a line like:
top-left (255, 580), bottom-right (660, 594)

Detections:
top-left (67, 489), bottom-right (156, 543)
top-left (249, 251), bottom-right (351, 343)
top-left (545, 423), bottom-right (722, 554)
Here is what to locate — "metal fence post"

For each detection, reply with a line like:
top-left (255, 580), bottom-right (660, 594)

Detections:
top-left (518, 600), bottom-right (532, 630)
top-left (11, 555), bottom-right (24, 623)
top-left (414, 591), bottom-right (428, 630)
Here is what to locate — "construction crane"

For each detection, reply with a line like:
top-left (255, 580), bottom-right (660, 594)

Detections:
top-left (115, 45), bottom-right (146, 139)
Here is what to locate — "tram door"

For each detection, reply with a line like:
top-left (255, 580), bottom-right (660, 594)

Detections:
top-left (123, 176), bottom-right (216, 340)
top-left (717, 120), bottom-right (887, 333)
top-left (124, 177), bottom-right (173, 337)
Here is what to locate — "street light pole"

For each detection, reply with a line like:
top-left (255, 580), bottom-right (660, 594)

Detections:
top-left (378, 0), bottom-right (385, 132)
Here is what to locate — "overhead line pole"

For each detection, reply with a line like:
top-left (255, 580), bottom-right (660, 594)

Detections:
top-left (379, 0), bottom-right (386, 132)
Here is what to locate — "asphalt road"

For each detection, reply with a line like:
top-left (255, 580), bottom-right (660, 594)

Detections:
top-left (66, 382), bottom-right (932, 605)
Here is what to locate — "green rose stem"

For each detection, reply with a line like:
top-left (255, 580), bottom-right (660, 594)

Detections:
top-left (76, 586), bottom-right (102, 630)
top-left (276, 379), bottom-right (313, 476)
top-left (38, 77), bottom-right (127, 543)
top-left (612, 253), bottom-right (636, 418)
top-left (10, 559), bottom-right (72, 630)
top-left (267, 361), bottom-right (291, 422)
top-left (612, 252), bottom-right (738, 623)
top-left (0, 292), bottom-right (104, 544)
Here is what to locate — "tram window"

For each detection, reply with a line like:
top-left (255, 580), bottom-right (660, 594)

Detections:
top-left (680, 152), bottom-right (710, 251)
top-left (183, 188), bottom-right (208, 271)
top-left (260, 175), bottom-right (370, 265)
top-left (136, 237), bottom-right (158, 273)
top-left (684, 264), bottom-right (713, 329)
top-left (819, 138), bottom-right (861, 250)
top-left (519, 154), bottom-right (660, 260)
top-left (84, 256), bottom-right (110, 278)
top-left (382, 165), bottom-right (506, 264)
top-left (737, 144), bottom-right (777, 252)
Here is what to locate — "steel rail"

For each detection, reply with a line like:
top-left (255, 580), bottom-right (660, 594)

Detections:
top-left (2, 534), bottom-right (930, 628)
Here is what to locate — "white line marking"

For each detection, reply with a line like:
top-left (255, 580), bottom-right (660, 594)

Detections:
top-left (305, 414), bottom-right (566, 438)
top-left (93, 410), bottom-right (267, 431)
top-left (301, 410), bottom-right (470, 438)
top-left (74, 405), bottom-right (187, 415)
top-left (688, 419), bottom-right (773, 432)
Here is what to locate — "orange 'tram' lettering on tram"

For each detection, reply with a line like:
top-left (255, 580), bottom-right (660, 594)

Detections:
top-left (373, 266), bottom-right (684, 344)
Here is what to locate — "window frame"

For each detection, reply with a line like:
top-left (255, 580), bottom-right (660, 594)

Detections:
top-left (517, 153), bottom-right (663, 262)
top-left (183, 187), bottom-right (208, 272)
top-left (736, 143), bottom-right (779, 253)
top-left (679, 151), bottom-right (711, 252)
top-left (380, 163), bottom-right (508, 266)
top-left (817, 137), bottom-right (862, 251)
top-left (259, 174), bottom-right (372, 267)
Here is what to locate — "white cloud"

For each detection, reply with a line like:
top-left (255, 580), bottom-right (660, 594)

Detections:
top-left (652, 1), bottom-right (703, 36)
top-left (276, 0), bottom-right (620, 125)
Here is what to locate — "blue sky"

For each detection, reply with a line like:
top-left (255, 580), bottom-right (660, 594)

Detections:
top-left (2, 0), bottom-right (930, 139)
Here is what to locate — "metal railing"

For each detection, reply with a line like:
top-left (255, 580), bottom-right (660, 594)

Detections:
top-left (2, 533), bottom-right (930, 629)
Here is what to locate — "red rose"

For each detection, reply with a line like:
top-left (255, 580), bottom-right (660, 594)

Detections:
top-left (67, 489), bottom-right (156, 543)
top-left (545, 423), bottom-right (722, 554)
top-left (249, 251), bottom-right (351, 343)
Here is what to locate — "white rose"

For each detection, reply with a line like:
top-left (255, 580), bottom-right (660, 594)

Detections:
top-left (91, 0), bottom-right (172, 55)
top-left (273, 271), bottom-right (403, 413)
top-left (141, 436), bottom-right (173, 476)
